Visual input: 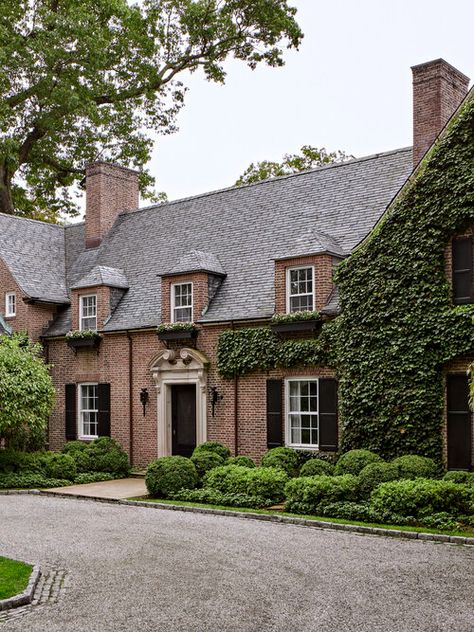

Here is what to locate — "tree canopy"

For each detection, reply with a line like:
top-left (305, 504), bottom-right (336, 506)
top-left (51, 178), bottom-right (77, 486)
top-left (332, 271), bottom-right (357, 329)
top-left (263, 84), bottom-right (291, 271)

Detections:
top-left (0, 0), bottom-right (302, 221)
top-left (0, 334), bottom-right (54, 449)
top-left (235, 145), bottom-right (352, 186)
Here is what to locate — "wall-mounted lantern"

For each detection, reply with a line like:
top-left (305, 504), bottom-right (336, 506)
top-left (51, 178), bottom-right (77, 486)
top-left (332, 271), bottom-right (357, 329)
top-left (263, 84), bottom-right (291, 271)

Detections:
top-left (210, 386), bottom-right (223, 417)
top-left (140, 388), bottom-right (149, 416)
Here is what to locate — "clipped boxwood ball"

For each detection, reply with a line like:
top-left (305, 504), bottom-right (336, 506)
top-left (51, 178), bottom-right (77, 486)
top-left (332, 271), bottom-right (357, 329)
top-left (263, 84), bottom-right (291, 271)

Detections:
top-left (357, 462), bottom-right (400, 498)
top-left (40, 452), bottom-right (77, 481)
top-left (261, 447), bottom-right (299, 477)
top-left (391, 455), bottom-right (438, 480)
top-left (192, 441), bottom-right (231, 461)
top-left (227, 456), bottom-right (256, 468)
top-left (190, 451), bottom-right (224, 479)
top-left (334, 449), bottom-right (382, 476)
top-left (146, 456), bottom-right (198, 498)
top-left (300, 459), bottom-right (335, 477)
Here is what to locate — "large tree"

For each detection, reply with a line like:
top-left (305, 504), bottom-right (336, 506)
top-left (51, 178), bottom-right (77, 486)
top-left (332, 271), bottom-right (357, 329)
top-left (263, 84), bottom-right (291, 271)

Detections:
top-left (235, 145), bottom-right (352, 186)
top-left (0, 0), bottom-right (302, 220)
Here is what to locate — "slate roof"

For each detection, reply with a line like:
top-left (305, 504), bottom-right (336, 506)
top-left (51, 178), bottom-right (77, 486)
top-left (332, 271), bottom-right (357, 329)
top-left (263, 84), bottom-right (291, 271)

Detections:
top-left (71, 265), bottom-right (129, 290)
top-left (164, 250), bottom-right (226, 277)
top-left (0, 147), bottom-right (413, 335)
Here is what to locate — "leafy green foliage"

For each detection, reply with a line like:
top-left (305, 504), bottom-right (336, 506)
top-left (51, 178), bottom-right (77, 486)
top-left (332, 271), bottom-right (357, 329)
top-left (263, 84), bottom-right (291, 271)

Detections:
top-left (284, 474), bottom-right (359, 513)
top-left (270, 310), bottom-right (320, 324)
top-left (145, 456), bottom-right (197, 497)
top-left (0, 473), bottom-right (71, 489)
top-left (300, 459), bottom-right (335, 477)
top-left (170, 487), bottom-right (271, 508)
top-left (227, 456), bottom-right (256, 468)
top-left (261, 446), bottom-right (299, 477)
top-left (156, 322), bottom-right (196, 333)
top-left (204, 464), bottom-right (288, 502)
top-left (334, 449), bottom-right (382, 476)
top-left (38, 452), bottom-right (77, 481)
top-left (357, 462), bottom-right (401, 498)
top-left (371, 479), bottom-right (474, 517)
top-left (192, 441), bottom-right (231, 461)
top-left (73, 472), bottom-right (116, 484)
top-left (236, 146), bottom-right (352, 186)
top-left (190, 451), bottom-right (224, 479)
top-left (65, 330), bottom-right (102, 340)
top-left (391, 455), bottom-right (439, 480)
top-left (1, 0), bottom-right (302, 219)
top-left (443, 471), bottom-right (474, 485)
top-left (0, 335), bottom-right (54, 448)
top-left (62, 438), bottom-right (129, 475)
top-left (331, 96), bottom-right (474, 461)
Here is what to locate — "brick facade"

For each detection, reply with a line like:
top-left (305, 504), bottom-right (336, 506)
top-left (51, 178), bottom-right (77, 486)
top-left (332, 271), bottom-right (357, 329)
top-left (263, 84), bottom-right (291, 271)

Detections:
top-left (160, 272), bottom-right (209, 323)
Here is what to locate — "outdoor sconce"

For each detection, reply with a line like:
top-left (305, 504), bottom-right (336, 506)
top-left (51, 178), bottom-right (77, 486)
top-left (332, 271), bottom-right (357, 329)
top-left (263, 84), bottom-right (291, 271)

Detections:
top-left (210, 386), bottom-right (224, 417)
top-left (140, 388), bottom-right (149, 416)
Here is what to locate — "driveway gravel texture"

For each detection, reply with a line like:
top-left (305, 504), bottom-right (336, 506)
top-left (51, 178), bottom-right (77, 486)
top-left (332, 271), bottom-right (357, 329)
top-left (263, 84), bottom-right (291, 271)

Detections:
top-left (0, 495), bottom-right (473, 632)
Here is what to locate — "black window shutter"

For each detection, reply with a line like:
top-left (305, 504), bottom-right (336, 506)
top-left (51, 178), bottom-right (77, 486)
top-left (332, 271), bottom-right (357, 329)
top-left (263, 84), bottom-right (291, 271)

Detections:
top-left (98, 383), bottom-right (111, 437)
top-left (452, 237), bottom-right (473, 304)
top-left (319, 378), bottom-right (338, 451)
top-left (267, 380), bottom-right (283, 449)
top-left (446, 374), bottom-right (472, 470)
top-left (65, 384), bottom-right (77, 441)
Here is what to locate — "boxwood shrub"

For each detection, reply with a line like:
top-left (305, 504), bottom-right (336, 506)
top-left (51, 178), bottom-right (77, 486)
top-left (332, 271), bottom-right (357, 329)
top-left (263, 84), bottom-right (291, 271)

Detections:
top-left (146, 456), bottom-right (198, 498)
top-left (300, 459), bottom-right (334, 477)
top-left (391, 455), bottom-right (439, 480)
top-left (227, 456), bottom-right (255, 468)
top-left (284, 474), bottom-right (359, 513)
top-left (74, 472), bottom-right (116, 484)
top-left (443, 471), bottom-right (474, 485)
top-left (261, 447), bottom-right (299, 477)
top-left (334, 449), bottom-right (382, 476)
top-left (39, 452), bottom-right (77, 481)
top-left (371, 479), bottom-right (474, 517)
top-left (86, 438), bottom-right (130, 476)
top-left (190, 452), bottom-right (224, 479)
top-left (192, 441), bottom-right (231, 461)
top-left (204, 464), bottom-right (288, 503)
top-left (170, 488), bottom-right (271, 508)
top-left (357, 462), bottom-right (400, 498)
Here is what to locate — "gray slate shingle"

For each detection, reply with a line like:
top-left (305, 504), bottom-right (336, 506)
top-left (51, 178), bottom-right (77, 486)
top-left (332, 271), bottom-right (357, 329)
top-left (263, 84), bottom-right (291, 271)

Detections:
top-left (71, 265), bottom-right (129, 290)
top-left (166, 250), bottom-right (226, 276)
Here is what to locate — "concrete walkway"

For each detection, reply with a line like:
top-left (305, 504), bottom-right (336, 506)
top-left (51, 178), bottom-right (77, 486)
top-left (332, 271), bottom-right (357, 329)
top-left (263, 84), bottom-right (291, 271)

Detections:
top-left (48, 477), bottom-right (147, 499)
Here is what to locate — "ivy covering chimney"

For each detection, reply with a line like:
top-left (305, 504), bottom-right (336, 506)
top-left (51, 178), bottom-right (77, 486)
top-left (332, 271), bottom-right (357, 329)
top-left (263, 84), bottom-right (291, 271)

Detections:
top-left (412, 59), bottom-right (469, 167)
top-left (85, 162), bottom-right (139, 248)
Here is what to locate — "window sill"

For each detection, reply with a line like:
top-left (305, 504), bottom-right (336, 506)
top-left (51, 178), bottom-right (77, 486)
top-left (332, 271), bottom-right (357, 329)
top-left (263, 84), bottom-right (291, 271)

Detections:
top-left (78, 435), bottom-right (98, 441)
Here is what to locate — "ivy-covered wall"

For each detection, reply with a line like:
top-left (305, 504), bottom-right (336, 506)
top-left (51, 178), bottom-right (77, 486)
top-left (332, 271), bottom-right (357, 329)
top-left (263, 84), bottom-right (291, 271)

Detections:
top-left (217, 91), bottom-right (474, 462)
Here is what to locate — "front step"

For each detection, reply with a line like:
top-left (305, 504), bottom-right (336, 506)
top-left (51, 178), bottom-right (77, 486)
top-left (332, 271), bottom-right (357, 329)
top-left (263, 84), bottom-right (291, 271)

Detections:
top-left (130, 470), bottom-right (146, 478)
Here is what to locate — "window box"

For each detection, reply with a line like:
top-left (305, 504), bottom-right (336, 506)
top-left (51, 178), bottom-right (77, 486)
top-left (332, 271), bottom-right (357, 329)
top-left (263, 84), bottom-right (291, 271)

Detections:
top-left (156, 323), bottom-right (198, 342)
top-left (271, 319), bottom-right (321, 334)
top-left (66, 331), bottom-right (102, 350)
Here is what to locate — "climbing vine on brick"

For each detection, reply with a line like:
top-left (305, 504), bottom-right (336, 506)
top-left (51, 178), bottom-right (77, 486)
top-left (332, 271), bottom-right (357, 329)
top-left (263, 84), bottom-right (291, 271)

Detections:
top-left (331, 94), bottom-right (474, 461)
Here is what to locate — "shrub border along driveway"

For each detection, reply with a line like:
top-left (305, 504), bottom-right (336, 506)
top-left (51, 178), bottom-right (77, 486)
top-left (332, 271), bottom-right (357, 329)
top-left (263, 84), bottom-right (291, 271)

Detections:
top-left (1, 489), bottom-right (473, 546)
top-left (0, 558), bottom-right (40, 611)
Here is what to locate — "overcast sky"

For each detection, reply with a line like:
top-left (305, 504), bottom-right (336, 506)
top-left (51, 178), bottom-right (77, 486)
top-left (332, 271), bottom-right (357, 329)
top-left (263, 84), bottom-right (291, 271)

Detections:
top-left (143, 0), bottom-right (473, 204)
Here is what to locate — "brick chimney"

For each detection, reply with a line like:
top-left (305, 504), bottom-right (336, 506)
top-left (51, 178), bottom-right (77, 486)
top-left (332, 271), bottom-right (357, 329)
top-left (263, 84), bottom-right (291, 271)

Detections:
top-left (412, 59), bottom-right (470, 167)
top-left (85, 162), bottom-right (139, 248)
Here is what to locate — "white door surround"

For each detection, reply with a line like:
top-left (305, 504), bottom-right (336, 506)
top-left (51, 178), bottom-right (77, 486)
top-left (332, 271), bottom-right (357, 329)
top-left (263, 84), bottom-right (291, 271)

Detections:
top-left (149, 348), bottom-right (209, 457)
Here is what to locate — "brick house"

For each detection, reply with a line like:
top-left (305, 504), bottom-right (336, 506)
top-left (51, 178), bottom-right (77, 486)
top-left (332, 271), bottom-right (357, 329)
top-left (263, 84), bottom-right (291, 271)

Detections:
top-left (0, 59), bottom-right (472, 468)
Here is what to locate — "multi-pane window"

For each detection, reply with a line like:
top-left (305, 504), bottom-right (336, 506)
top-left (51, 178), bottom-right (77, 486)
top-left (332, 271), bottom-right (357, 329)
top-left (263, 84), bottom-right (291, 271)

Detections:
top-left (80, 295), bottom-right (97, 330)
top-left (79, 384), bottom-right (99, 438)
top-left (287, 267), bottom-right (314, 312)
top-left (172, 283), bottom-right (193, 322)
top-left (5, 292), bottom-right (16, 317)
top-left (286, 379), bottom-right (318, 447)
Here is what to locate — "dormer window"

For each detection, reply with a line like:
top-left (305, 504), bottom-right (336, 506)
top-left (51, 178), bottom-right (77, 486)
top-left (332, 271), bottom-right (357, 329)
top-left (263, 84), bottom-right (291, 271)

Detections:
top-left (286, 266), bottom-right (314, 313)
top-left (80, 295), bottom-right (97, 331)
top-left (5, 292), bottom-right (16, 317)
top-left (172, 282), bottom-right (193, 322)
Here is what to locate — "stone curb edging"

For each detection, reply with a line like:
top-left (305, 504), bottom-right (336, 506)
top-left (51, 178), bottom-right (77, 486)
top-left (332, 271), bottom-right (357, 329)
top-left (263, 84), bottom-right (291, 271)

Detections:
top-left (2, 488), bottom-right (474, 546)
top-left (0, 563), bottom-right (41, 611)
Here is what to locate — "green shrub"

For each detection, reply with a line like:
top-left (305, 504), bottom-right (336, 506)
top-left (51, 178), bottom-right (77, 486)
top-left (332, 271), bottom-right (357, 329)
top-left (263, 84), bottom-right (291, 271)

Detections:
top-left (391, 455), bottom-right (439, 480)
top-left (204, 464), bottom-right (288, 502)
top-left (145, 456), bottom-right (198, 498)
top-left (284, 474), bottom-right (359, 513)
top-left (315, 501), bottom-right (412, 525)
top-left (334, 449), bottom-right (382, 476)
top-left (0, 449), bottom-right (42, 474)
top-left (357, 462), bottom-right (401, 498)
top-left (0, 473), bottom-right (71, 489)
top-left (443, 471), bottom-right (474, 485)
top-left (295, 450), bottom-right (337, 468)
top-left (371, 479), bottom-right (474, 517)
top-left (62, 441), bottom-right (89, 455)
top-left (87, 438), bottom-right (130, 476)
top-left (170, 488), bottom-right (271, 508)
top-left (190, 452), bottom-right (224, 479)
top-left (74, 472), bottom-right (116, 484)
top-left (418, 512), bottom-right (460, 531)
top-left (39, 452), bottom-right (77, 481)
top-left (261, 447), bottom-right (299, 477)
top-left (227, 456), bottom-right (255, 468)
top-left (192, 441), bottom-right (231, 461)
top-left (300, 459), bottom-right (334, 477)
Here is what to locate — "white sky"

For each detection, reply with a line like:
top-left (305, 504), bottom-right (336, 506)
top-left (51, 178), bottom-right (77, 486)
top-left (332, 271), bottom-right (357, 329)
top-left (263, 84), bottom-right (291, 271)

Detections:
top-left (145, 0), bottom-right (473, 203)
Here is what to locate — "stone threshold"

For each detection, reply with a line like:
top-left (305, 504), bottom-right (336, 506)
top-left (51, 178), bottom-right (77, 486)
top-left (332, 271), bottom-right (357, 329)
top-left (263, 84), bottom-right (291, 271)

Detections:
top-left (2, 489), bottom-right (473, 547)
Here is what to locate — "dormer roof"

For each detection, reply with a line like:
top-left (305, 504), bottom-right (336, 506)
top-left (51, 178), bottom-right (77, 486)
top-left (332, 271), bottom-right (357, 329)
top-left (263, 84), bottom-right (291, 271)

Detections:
top-left (70, 265), bottom-right (129, 290)
top-left (273, 229), bottom-right (346, 260)
top-left (161, 250), bottom-right (226, 277)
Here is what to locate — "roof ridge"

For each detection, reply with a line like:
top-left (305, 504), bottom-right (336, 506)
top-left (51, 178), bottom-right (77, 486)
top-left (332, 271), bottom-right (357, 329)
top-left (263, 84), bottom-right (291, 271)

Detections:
top-left (125, 146), bottom-right (413, 217)
top-left (0, 211), bottom-right (65, 229)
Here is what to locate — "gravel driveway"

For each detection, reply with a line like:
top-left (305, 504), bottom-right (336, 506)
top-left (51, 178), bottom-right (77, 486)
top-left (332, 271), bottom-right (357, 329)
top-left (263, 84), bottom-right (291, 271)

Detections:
top-left (1, 495), bottom-right (473, 632)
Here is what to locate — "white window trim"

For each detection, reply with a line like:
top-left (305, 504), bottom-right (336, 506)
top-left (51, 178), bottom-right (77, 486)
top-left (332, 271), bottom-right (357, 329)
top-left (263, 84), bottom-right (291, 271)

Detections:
top-left (78, 382), bottom-right (99, 440)
top-left (79, 294), bottom-right (97, 331)
top-left (5, 292), bottom-right (16, 317)
top-left (285, 377), bottom-right (319, 450)
top-left (285, 265), bottom-right (315, 314)
top-left (171, 282), bottom-right (193, 323)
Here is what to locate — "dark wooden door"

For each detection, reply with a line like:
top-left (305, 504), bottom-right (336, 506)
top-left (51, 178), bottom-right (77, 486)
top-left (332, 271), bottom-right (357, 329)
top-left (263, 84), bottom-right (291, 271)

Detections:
top-left (447, 374), bottom-right (472, 470)
top-left (171, 384), bottom-right (197, 457)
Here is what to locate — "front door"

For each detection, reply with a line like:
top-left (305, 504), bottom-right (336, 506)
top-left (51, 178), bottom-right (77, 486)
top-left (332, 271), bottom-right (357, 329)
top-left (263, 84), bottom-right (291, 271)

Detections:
top-left (171, 384), bottom-right (197, 457)
top-left (447, 374), bottom-right (472, 470)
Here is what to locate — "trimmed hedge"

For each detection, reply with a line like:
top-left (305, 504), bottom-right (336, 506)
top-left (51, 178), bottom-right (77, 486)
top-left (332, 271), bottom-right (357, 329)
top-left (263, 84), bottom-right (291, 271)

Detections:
top-left (300, 459), bottom-right (334, 477)
top-left (227, 456), bottom-right (255, 468)
top-left (284, 475), bottom-right (359, 513)
top-left (371, 479), bottom-right (474, 517)
top-left (39, 452), bottom-right (77, 481)
top-left (391, 455), bottom-right (439, 480)
top-left (443, 471), bottom-right (474, 485)
top-left (146, 456), bottom-right (198, 498)
top-left (204, 464), bottom-right (288, 503)
top-left (192, 442), bottom-right (231, 461)
top-left (261, 447), bottom-right (299, 477)
top-left (190, 452), bottom-right (224, 479)
top-left (357, 462), bottom-right (400, 498)
top-left (170, 488), bottom-right (271, 508)
top-left (334, 449), bottom-right (382, 476)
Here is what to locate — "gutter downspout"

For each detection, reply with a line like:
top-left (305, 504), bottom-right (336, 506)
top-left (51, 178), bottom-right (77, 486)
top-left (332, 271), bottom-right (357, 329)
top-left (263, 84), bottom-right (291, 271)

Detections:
top-left (231, 320), bottom-right (238, 456)
top-left (126, 331), bottom-right (134, 465)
